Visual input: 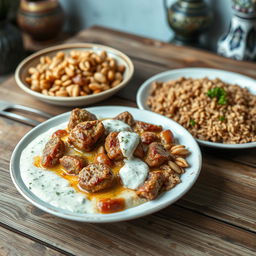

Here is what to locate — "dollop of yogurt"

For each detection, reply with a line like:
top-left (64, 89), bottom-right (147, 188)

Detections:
top-left (119, 158), bottom-right (149, 190)
top-left (102, 119), bottom-right (131, 133)
top-left (117, 131), bottom-right (140, 158)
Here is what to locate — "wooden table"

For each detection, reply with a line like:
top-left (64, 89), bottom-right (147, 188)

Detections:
top-left (0, 26), bottom-right (256, 256)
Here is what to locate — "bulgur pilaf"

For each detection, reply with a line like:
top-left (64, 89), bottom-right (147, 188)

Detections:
top-left (147, 77), bottom-right (256, 144)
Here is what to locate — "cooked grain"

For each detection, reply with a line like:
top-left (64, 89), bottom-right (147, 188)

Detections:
top-left (147, 77), bottom-right (256, 144)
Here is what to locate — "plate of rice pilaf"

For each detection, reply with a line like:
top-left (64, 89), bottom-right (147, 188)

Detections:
top-left (137, 68), bottom-right (256, 149)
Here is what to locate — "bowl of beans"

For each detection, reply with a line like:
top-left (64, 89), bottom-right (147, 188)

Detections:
top-left (15, 43), bottom-right (134, 106)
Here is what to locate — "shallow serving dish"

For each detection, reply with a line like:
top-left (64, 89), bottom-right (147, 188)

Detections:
top-left (15, 43), bottom-right (134, 106)
top-left (10, 106), bottom-right (202, 223)
top-left (137, 68), bottom-right (256, 149)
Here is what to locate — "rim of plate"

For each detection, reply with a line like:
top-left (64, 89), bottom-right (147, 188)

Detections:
top-left (10, 106), bottom-right (202, 223)
top-left (136, 67), bottom-right (256, 149)
top-left (15, 43), bottom-right (134, 102)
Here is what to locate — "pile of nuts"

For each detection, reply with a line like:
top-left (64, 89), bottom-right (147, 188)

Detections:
top-left (25, 50), bottom-right (126, 97)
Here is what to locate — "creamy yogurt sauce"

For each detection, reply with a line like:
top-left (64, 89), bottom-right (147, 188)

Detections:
top-left (119, 158), bottom-right (149, 189)
top-left (20, 121), bottom-right (146, 214)
top-left (117, 131), bottom-right (140, 158)
top-left (102, 119), bottom-right (131, 133)
top-left (117, 131), bottom-right (149, 190)
top-left (20, 123), bottom-right (95, 214)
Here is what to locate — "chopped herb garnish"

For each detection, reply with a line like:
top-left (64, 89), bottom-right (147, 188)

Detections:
top-left (189, 119), bottom-right (196, 127)
top-left (207, 87), bottom-right (228, 105)
top-left (56, 192), bottom-right (60, 196)
top-left (219, 116), bottom-right (225, 121)
top-left (29, 186), bottom-right (31, 190)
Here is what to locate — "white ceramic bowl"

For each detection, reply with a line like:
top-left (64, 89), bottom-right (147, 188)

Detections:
top-left (15, 43), bottom-right (134, 106)
top-left (10, 106), bottom-right (202, 223)
top-left (137, 68), bottom-right (256, 149)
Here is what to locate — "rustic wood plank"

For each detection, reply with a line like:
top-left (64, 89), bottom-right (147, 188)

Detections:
top-left (0, 226), bottom-right (66, 256)
top-left (69, 26), bottom-right (256, 79)
top-left (0, 117), bottom-right (255, 255)
top-left (179, 153), bottom-right (256, 232)
top-left (1, 26), bottom-right (256, 255)
top-left (1, 168), bottom-right (256, 256)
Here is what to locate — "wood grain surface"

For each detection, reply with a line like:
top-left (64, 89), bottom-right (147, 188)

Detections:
top-left (0, 26), bottom-right (255, 256)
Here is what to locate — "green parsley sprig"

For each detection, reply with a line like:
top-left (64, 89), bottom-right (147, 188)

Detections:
top-left (189, 119), bottom-right (196, 127)
top-left (207, 87), bottom-right (228, 105)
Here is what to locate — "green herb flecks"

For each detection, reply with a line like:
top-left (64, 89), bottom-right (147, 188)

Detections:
top-left (207, 87), bottom-right (228, 105)
top-left (219, 116), bottom-right (225, 121)
top-left (189, 119), bottom-right (196, 127)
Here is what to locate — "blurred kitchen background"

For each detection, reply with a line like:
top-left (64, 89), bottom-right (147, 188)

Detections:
top-left (60, 0), bottom-right (229, 51)
top-left (1, 0), bottom-right (254, 81)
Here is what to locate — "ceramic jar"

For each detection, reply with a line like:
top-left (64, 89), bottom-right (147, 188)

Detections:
top-left (17, 0), bottom-right (64, 41)
top-left (0, 21), bottom-right (25, 75)
top-left (217, 0), bottom-right (256, 60)
top-left (164, 0), bottom-right (212, 45)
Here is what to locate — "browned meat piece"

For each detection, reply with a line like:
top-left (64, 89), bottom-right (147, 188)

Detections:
top-left (97, 198), bottom-right (125, 214)
top-left (160, 130), bottom-right (174, 149)
top-left (78, 163), bottom-right (114, 192)
top-left (68, 120), bottom-right (105, 151)
top-left (67, 108), bottom-right (97, 130)
top-left (133, 142), bottom-right (144, 159)
top-left (41, 137), bottom-right (65, 168)
top-left (136, 171), bottom-right (164, 200)
top-left (114, 111), bottom-right (135, 126)
top-left (134, 121), bottom-right (162, 133)
top-left (52, 129), bottom-right (68, 138)
top-left (105, 132), bottom-right (144, 160)
top-left (141, 132), bottom-right (159, 145)
top-left (160, 165), bottom-right (181, 191)
top-left (95, 146), bottom-right (112, 166)
top-left (145, 142), bottom-right (169, 167)
top-left (60, 155), bottom-right (86, 175)
top-left (104, 132), bottom-right (123, 160)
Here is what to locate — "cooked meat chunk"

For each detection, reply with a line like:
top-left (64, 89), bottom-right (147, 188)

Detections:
top-left (41, 137), bottom-right (65, 168)
top-left (97, 198), bottom-right (125, 214)
top-left (95, 146), bottom-right (112, 166)
top-left (60, 155), bottom-right (86, 175)
top-left (141, 132), bottom-right (159, 145)
top-left (160, 130), bottom-right (174, 149)
top-left (136, 171), bottom-right (164, 200)
top-left (160, 165), bottom-right (181, 191)
top-left (78, 163), bottom-right (114, 192)
top-left (145, 142), bottom-right (169, 167)
top-left (68, 108), bottom-right (97, 130)
top-left (105, 132), bottom-right (144, 160)
top-left (105, 132), bottom-right (123, 160)
top-left (114, 111), bottom-right (135, 126)
top-left (134, 121), bottom-right (162, 133)
top-left (68, 120), bottom-right (105, 151)
top-left (133, 142), bottom-right (144, 159)
top-left (52, 129), bottom-right (68, 138)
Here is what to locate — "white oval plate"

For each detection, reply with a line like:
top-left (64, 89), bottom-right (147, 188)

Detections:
top-left (137, 68), bottom-right (256, 149)
top-left (10, 106), bottom-right (202, 223)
